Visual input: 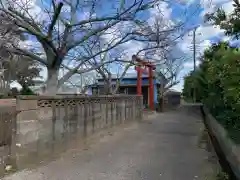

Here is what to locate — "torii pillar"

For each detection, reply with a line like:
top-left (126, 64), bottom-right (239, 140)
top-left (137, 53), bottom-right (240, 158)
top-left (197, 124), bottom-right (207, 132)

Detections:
top-left (132, 55), bottom-right (156, 111)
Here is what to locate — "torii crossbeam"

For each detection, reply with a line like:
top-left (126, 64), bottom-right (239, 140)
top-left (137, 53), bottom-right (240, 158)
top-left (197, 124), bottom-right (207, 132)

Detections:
top-left (132, 55), bottom-right (156, 111)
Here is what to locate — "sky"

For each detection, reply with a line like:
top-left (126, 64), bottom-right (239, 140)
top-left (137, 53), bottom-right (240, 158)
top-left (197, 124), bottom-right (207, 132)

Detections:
top-left (112, 0), bottom-right (235, 92)
top-left (165, 0), bottom-right (234, 91)
top-left (10, 0), bottom-right (235, 91)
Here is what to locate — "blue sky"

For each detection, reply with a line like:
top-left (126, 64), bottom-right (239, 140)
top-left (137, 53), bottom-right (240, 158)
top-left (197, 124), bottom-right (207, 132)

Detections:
top-left (164, 0), bottom-right (234, 91)
top-left (105, 0), bottom-right (234, 92)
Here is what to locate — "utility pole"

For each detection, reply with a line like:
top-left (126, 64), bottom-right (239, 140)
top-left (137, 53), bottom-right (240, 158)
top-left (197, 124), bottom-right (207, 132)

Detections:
top-left (193, 27), bottom-right (196, 72)
top-left (192, 27), bottom-right (197, 102)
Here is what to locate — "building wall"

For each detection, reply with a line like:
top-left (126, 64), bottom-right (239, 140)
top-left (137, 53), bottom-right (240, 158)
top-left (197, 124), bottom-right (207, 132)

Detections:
top-left (154, 84), bottom-right (158, 104)
top-left (97, 78), bottom-right (159, 86)
top-left (91, 78), bottom-right (160, 107)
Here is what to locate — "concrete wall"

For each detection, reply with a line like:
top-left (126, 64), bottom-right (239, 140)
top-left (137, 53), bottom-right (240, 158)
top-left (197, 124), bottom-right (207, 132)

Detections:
top-left (0, 95), bottom-right (143, 173)
top-left (15, 95), bottom-right (143, 151)
top-left (203, 107), bottom-right (240, 179)
top-left (97, 79), bottom-right (159, 86)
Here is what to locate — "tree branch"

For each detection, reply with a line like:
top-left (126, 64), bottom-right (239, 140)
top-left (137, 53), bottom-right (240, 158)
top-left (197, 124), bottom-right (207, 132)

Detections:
top-left (67, 20), bottom-right (121, 50)
top-left (69, 0), bottom-right (140, 27)
top-left (47, 2), bottom-right (63, 39)
top-left (9, 47), bottom-right (48, 66)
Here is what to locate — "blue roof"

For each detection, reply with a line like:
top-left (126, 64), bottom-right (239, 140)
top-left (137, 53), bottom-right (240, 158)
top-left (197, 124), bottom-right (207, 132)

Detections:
top-left (97, 72), bottom-right (150, 80)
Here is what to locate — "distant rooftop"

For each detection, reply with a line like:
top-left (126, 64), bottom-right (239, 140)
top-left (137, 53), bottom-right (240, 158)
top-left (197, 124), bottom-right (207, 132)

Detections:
top-left (97, 72), bottom-right (150, 80)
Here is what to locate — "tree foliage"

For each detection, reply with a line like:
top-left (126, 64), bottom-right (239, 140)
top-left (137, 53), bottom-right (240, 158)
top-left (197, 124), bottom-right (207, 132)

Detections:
top-left (2, 55), bottom-right (43, 89)
top-left (183, 42), bottom-right (240, 142)
top-left (185, 1), bottom-right (240, 142)
top-left (206, 0), bottom-right (240, 39)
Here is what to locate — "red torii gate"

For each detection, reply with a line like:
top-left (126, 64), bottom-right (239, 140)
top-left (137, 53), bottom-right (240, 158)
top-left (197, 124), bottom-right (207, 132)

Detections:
top-left (132, 55), bottom-right (156, 111)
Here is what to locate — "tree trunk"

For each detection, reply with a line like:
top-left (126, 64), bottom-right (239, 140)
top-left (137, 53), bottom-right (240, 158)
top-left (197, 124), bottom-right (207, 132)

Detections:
top-left (45, 68), bottom-right (59, 95)
top-left (159, 76), bottom-right (166, 112)
top-left (103, 81), bottom-right (111, 94)
top-left (103, 77), bottom-right (113, 95)
top-left (159, 95), bottom-right (164, 112)
top-left (112, 79), bottom-right (120, 94)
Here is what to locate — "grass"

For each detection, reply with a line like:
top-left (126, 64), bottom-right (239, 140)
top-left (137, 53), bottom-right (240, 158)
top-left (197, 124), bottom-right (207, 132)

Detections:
top-left (215, 116), bottom-right (240, 144)
top-left (207, 108), bottom-right (240, 144)
top-left (215, 171), bottom-right (229, 180)
top-left (206, 170), bottom-right (229, 180)
top-left (225, 126), bottom-right (240, 144)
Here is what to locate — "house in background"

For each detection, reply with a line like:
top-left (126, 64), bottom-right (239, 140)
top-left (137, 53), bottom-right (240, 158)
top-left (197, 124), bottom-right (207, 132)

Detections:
top-left (163, 90), bottom-right (181, 109)
top-left (90, 73), bottom-right (165, 107)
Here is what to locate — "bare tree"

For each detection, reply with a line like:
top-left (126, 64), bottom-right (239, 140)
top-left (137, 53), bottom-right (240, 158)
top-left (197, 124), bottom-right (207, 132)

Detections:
top-left (133, 15), bottom-right (181, 59)
top-left (64, 71), bottom-right (97, 94)
top-left (128, 13), bottom-right (187, 110)
top-left (0, 12), bottom-right (19, 56)
top-left (0, 11), bottom-right (23, 94)
top-left (73, 7), bottom-right (186, 95)
top-left (0, 0), bottom-right (159, 94)
top-left (79, 37), bottom-right (134, 95)
top-left (154, 49), bottom-right (185, 111)
top-left (94, 60), bottom-right (132, 95)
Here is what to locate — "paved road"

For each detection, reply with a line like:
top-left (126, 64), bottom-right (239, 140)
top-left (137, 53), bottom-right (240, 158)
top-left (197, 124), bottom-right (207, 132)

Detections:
top-left (2, 106), bottom-right (219, 180)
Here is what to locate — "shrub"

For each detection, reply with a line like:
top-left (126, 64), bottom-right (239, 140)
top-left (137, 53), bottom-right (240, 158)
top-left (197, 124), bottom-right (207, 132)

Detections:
top-left (20, 87), bottom-right (35, 95)
top-left (183, 43), bottom-right (240, 143)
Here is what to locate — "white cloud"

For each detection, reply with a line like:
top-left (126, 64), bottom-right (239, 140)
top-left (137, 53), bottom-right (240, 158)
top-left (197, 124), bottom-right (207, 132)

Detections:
top-left (121, 40), bottom-right (144, 60)
top-left (148, 1), bottom-right (173, 26)
top-left (171, 68), bottom-right (190, 92)
top-left (167, 0), bottom-right (233, 91)
top-left (179, 25), bottom-right (222, 55)
top-left (201, 0), bottom-right (231, 8)
top-left (19, 40), bottom-right (38, 49)
top-left (183, 60), bottom-right (200, 68)
top-left (14, 0), bottom-right (48, 23)
top-left (222, 35), bottom-right (231, 42)
top-left (102, 21), bottom-right (131, 43)
top-left (200, 0), bottom-right (233, 17)
top-left (62, 4), bottom-right (71, 13)
top-left (197, 25), bottom-right (224, 39)
top-left (222, 1), bottom-right (234, 14)
top-left (199, 39), bottom-right (211, 52)
top-left (175, 29), bottom-right (213, 91)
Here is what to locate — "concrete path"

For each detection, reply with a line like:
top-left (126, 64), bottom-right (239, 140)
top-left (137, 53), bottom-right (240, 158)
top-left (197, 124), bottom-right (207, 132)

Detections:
top-left (2, 106), bottom-right (219, 180)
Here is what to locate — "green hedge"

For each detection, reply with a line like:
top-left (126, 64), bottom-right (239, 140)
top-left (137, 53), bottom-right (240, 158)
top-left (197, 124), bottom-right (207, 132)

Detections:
top-left (183, 43), bottom-right (240, 143)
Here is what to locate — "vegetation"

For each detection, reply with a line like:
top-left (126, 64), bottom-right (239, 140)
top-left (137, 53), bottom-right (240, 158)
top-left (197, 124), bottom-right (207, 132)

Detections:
top-left (184, 0), bottom-right (240, 143)
top-left (215, 171), bottom-right (229, 180)
top-left (209, 171), bottom-right (229, 180)
top-left (205, 0), bottom-right (240, 39)
top-left (2, 55), bottom-right (43, 89)
top-left (183, 42), bottom-right (240, 142)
